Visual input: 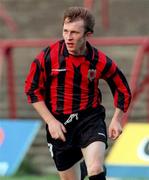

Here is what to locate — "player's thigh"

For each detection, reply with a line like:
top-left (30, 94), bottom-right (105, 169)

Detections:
top-left (81, 141), bottom-right (106, 168)
top-left (58, 162), bottom-right (81, 180)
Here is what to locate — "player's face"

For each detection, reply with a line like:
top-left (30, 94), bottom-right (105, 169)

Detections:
top-left (63, 18), bottom-right (88, 55)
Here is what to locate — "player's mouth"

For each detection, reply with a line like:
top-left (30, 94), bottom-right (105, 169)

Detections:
top-left (67, 43), bottom-right (74, 48)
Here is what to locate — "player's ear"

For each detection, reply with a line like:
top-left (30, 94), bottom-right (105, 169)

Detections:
top-left (86, 31), bottom-right (93, 37)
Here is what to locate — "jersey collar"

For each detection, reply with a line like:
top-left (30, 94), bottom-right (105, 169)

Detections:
top-left (60, 40), bottom-right (95, 62)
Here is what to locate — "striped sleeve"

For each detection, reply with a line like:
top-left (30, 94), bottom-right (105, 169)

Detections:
top-left (24, 47), bottom-right (50, 103)
top-left (101, 56), bottom-right (132, 112)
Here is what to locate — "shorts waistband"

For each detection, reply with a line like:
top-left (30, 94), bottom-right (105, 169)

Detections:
top-left (52, 105), bottom-right (105, 119)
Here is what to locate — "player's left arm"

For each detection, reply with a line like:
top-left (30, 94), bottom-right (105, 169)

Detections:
top-left (101, 56), bottom-right (132, 140)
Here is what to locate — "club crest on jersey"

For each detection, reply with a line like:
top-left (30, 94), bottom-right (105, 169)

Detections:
top-left (88, 69), bottom-right (96, 81)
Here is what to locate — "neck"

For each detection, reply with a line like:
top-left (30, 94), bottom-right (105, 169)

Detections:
top-left (71, 42), bottom-right (87, 56)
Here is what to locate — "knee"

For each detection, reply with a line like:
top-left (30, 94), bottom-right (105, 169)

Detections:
top-left (87, 163), bottom-right (103, 176)
top-left (59, 174), bottom-right (71, 180)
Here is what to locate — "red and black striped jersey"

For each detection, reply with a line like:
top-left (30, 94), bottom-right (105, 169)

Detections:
top-left (25, 40), bottom-right (131, 114)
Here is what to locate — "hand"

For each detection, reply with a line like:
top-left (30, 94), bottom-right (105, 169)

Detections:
top-left (108, 119), bottom-right (122, 140)
top-left (47, 118), bottom-right (67, 142)
top-left (32, 101), bottom-right (67, 142)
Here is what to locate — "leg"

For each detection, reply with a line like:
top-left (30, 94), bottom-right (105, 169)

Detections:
top-left (81, 141), bottom-right (106, 177)
top-left (58, 162), bottom-right (81, 180)
top-left (46, 119), bottom-right (83, 180)
top-left (80, 160), bottom-right (107, 179)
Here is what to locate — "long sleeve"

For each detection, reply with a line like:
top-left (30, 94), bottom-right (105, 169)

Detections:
top-left (101, 56), bottom-right (131, 112)
top-left (24, 47), bottom-right (50, 103)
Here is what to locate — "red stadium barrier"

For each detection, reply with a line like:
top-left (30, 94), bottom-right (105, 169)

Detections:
top-left (0, 49), bottom-right (4, 86)
top-left (0, 37), bottom-right (147, 48)
top-left (5, 47), bottom-right (17, 119)
top-left (0, 37), bottom-right (149, 123)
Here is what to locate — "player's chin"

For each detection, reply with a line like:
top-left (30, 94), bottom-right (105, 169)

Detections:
top-left (67, 48), bottom-right (75, 55)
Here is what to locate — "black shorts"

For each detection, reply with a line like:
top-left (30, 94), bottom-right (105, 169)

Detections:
top-left (46, 105), bottom-right (107, 171)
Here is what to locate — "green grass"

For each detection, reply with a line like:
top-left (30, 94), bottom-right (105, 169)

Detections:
top-left (0, 177), bottom-right (148, 180)
top-left (0, 175), bottom-right (59, 180)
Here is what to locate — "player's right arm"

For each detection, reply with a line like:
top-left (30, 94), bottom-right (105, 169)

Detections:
top-left (32, 101), bottom-right (66, 142)
top-left (24, 48), bottom-right (66, 142)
